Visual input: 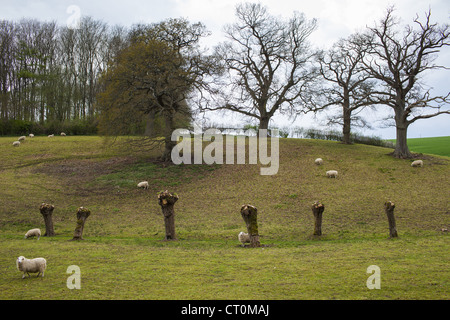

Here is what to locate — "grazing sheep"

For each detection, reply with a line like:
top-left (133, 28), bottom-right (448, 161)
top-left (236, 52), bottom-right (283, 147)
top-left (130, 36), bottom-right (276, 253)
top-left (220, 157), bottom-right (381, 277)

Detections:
top-left (238, 231), bottom-right (251, 246)
top-left (137, 181), bottom-right (149, 189)
top-left (315, 158), bottom-right (323, 165)
top-left (48, 134), bottom-right (54, 138)
top-left (326, 170), bottom-right (338, 178)
top-left (24, 228), bottom-right (41, 240)
top-left (29, 133), bottom-right (34, 138)
top-left (12, 141), bottom-right (20, 147)
top-left (411, 160), bottom-right (423, 167)
top-left (60, 132), bottom-right (66, 136)
top-left (16, 256), bottom-right (47, 279)
top-left (18, 136), bottom-right (26, 141)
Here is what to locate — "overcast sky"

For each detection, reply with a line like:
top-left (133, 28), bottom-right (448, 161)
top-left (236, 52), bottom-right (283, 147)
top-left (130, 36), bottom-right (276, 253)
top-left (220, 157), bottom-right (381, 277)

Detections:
top-left (1, 0), bottom-right (449, 138)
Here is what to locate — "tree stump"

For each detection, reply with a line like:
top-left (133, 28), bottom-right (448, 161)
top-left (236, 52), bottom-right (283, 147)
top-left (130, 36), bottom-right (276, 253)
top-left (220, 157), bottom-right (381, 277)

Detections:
top-left (240, 204), bottom-right (260, 247)
top-left (72, 207), bottom-right (91, 240)
top-left (39, 203), bottom-right (55, 237)
top-left (311, 201), bottom-right (325, 236)
top-left (384, 201), bottom-right (398, 238)
top-left (158, 190), bottom-right (179, 240)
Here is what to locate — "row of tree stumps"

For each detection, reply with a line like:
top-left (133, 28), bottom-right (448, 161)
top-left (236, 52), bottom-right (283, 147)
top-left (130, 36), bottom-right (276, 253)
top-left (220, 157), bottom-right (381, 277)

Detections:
top-left (38, 194), bottom-right (399, 244)
top-left (157, 191), bottom-right (400, 247)
top-left (39, 203), bottom-right (91, 240)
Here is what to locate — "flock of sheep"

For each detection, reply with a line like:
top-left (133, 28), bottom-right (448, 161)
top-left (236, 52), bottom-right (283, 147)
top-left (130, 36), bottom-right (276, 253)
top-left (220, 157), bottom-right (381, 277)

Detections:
top-left (12, 132), bottom-right (66, 147)
top-left (17, 228), bottom-right (46, 279)
top-left (12, 139), bottom-right (425, 278)
top-left (12, 132), bottom-right (66, 279)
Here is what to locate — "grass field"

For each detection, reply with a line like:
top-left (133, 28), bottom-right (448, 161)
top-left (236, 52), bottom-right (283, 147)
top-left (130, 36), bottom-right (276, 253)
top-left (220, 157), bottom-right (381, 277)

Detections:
top-left (0, 135), bottom-right (448, 300)
top-left (389, 136), bottom-right (450, 157)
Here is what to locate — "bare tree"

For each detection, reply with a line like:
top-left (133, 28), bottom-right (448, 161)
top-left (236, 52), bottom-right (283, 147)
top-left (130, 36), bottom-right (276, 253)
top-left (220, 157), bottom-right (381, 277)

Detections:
top-left (318, 34), bottom-right (375, 144)
top-left (0, 21), bottom-right (15, 121)
top-left (363, 7), bottom-right (450, 158)
top-left (205, 2), bottom-right (318, 131)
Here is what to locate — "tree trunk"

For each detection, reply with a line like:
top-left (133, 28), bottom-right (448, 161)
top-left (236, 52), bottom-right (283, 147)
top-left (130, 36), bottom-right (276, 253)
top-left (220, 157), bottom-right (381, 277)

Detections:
top-left (393, 125), bottom-right (412, 158)
top-left (384, 201), bottom-right (398, 238)
top-left (392, 109), bottom-right (412, 158)
top-left (162, 112), bottom-right (176, 162)
top-left (72, 207), bottom-right (91, 240)
top-left (259, 116), bottom-right (270, 131)
top-left (158, 190), bottom-right (179, 240)
top-left (39, 203), bottom-right (55, 237)
top-left (342, 104), bottom-right (352, 144)
top-left (240, 204), bottom-right (260, 247)
top-left (311, 201), bottom-right (325, 236)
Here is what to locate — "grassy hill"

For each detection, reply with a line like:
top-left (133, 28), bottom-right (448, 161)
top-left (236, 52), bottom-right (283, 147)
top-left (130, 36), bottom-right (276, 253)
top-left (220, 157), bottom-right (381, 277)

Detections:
top-left (0, 136), bottom-right (448, 300)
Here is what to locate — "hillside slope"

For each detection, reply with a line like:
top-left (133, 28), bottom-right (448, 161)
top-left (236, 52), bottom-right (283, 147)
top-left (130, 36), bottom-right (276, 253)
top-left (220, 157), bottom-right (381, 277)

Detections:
top-left (0, 136), bottom-right (448, 300)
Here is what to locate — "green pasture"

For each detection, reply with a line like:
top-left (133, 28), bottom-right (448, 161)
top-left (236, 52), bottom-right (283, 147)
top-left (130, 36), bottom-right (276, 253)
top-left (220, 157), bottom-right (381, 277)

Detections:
top-left (0, 135), bottom-right (448, 300)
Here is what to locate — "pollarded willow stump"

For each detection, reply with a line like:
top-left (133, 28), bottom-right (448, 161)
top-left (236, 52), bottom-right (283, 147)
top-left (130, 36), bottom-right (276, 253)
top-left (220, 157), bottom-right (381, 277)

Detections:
top-left (72, 207), bottom-right (91, 240)
top-left (384, 201), bottom-right (398, 238)
top-left (39, 203), bottom-right (55, 237)
top-left (311, 201), bottom-right (325, 236)
top-left (240, 204), bottom-right (260, 247)
top-left (158, 190), bottom-right (179, 241)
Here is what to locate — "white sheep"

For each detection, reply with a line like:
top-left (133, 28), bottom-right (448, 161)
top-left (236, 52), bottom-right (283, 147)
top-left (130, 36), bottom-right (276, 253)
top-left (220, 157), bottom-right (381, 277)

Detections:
top-left (18, 136), bottom-right (26, 141)
top-left (16, 256), bottom-right (47, 279)
top-left (12, 141), bottom-right (20, 147)
top-left (238, 231), bottom-right (251, 246)
top-left (315, 158), bottom-right (323, 165)
top-left (60, 132), bottom-right (66, 136)
top-left (48, 134), bottom-right (54, 138)
top-left (29, 133), bottom-right (34, 138)
top-left (137, 181), bottom-right (149, 189)
top-left (24, 228), bottom-right (41, 240)
top-left (326, 170), bottom-right (338, 178)
top-left (411, 160), bottom-right (423, 167)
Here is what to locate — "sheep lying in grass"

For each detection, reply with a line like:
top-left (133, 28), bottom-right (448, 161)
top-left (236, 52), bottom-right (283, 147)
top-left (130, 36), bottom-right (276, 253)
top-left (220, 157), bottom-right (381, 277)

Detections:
top-left (411, 160), bottom-right (423, 167)
top-left (137, 181), bottom-right (149, 189)
top-left (24, 228), bottom-right (41, 240)
top-left (60, 132), bottom-right (66, 136)
top-left (18, 136), bottom-right (26, 141)
top-left (12, 141), bottom-right (20, 147)
top-left (315, 158), bottom-right (323, 165)
top-left (16, 256), bottom-right (47, 279)
top-left (29, 133), bottom-right (34, 138)
top-left (48, 134), bottom-right (54, 138)
top-left (238, 232), bottom-right (251, 246)
top-left (326, 170), bottom-right (338, 178)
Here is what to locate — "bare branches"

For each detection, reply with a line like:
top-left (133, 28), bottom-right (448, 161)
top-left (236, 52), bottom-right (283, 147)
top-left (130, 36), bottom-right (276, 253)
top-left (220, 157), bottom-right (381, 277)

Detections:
top-left (361, 7), bottom-right (450, 157)
top-left (207, 2), bottom-right (318, 130)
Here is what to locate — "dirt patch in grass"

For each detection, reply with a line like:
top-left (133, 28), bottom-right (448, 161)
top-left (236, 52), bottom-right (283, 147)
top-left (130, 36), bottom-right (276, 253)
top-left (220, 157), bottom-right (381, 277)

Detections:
top-left (32, 156), bottom-right (137, 186)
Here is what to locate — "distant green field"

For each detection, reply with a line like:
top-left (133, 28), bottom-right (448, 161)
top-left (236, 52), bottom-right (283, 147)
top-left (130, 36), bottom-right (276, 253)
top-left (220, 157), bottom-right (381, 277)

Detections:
top-left (389, 136), bottom-right (450, 157)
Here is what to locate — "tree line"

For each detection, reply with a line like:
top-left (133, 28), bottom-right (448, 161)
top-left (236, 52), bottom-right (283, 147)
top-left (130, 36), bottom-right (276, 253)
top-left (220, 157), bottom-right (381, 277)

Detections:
top-left (0, 17), bottom-right (127, 134)
top-left (1, 2), bottom-right (449, 159)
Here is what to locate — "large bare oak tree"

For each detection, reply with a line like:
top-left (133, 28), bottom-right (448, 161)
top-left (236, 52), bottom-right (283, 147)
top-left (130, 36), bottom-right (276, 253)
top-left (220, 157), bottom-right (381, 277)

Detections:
top-left (362, 8), bottom-right (450, 158)
top-left (205, 2), bottom-right (319, 131)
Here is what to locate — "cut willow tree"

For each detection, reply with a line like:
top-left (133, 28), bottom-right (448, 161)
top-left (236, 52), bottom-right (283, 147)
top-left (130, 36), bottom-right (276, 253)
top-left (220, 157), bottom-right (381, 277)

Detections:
top-left (240, 204), bottom-right (260, 247)
top-left (39, 203), bottom-right (55, 237)
top-left (157, 190), bottom-right (179, 240)
top-left (384, 201), bottom-right (398, 238)
top-left (311, 201), bottom-right (325, 236)
top-left (72, 207), bottom-right (91, 240)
